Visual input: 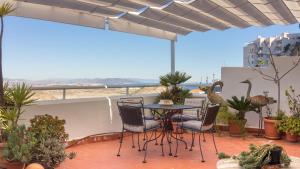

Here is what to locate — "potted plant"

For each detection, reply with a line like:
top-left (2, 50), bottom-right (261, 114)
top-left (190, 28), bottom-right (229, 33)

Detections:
top-left (264, 110), bottom-right (285, 140)
top-left (227, 96), bottom-right (251, 137)
top-left (28, 114), bottom-right (76, 169)
top-left (156, 71), bottom-right (192, 105)
top-left (277, 116), bottom-right (300, 142)
top-left (156, 71), bottom-right (192, 132)
top-left (2, 125), bottom-right (36, 169)
top-left (0, 83), bottom-right (35, 166)
top-left (235, 144), bottom-right (291, 169)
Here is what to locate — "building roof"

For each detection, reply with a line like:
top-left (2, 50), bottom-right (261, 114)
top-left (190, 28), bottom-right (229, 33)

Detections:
top-left (7, 0), bottom-right (300, 40)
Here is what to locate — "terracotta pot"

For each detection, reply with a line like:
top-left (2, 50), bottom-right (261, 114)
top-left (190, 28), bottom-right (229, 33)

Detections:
top-left (228, 119), bottom-right (247, 137)
top-left (264, 118), bottom-right (281, 140)
top-left (25, 163), bottom-right (44, 169)
top-left (0, 160), bottom-right (24, 169)
top-left (285, 132), bottom-right (298, 142)
top-left (262, 165), bottom-right (280, 169)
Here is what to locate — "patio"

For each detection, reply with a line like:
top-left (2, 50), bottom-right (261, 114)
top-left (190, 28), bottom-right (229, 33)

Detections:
top-left (58, 133), bottom-right (300, 169)
top-left (2, 0), bottom-right (300, 169)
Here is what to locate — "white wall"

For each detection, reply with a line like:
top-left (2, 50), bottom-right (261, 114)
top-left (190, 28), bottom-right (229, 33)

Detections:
top-left (221, 57), bottom-right (300, 128)
top-left (20, 94), bottom-right (157, 140)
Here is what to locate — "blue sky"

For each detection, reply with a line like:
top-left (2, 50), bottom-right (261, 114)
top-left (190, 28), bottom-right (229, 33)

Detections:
top-left (4, 16), bottom-right (300, 82)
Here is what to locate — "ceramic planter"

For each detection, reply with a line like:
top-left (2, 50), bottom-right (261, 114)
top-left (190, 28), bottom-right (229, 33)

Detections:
top-left (264, 118), bottom-right (281, 140)
top-left (285, 132), bottom-right (298, 142)
top-left (228, 119), bottom-right (247, 137)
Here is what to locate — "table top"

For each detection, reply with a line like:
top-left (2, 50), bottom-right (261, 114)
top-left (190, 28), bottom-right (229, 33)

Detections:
top-left (143, 104), bottom-right (201, 110)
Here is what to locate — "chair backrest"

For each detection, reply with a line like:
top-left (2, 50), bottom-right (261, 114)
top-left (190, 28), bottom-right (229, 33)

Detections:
top-left (202, 105), bottom-right (220, 127)
top-left (117, 100), bottom-right (144, 127)
top-left (183, 97), bottom-right (206, 116)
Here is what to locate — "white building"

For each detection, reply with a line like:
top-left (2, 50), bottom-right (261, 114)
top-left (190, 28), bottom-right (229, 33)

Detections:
top-left (244, 33), bottom-right (300, 67)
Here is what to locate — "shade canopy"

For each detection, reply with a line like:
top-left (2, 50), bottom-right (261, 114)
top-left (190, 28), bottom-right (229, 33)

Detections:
top-left (6, 0), bottom-right (300, 40)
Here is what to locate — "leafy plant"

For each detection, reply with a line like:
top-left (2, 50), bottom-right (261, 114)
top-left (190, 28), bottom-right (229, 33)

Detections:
top-left (277, 116), bottom-right (300, 135)
top-left (285, 86), bottom-right (300, 118)
top-left (227, 96), bottom-right (251, 120)
top-left (157, 71), bottom-right (192, 104)
top-left (2, 125), bottom-right (36, 165)
top-left (0, 2), bottom-right (15, 106)
top-left (218, 152), bottom-right (231, 159)
top-left (216, 106), bottom-right (235, 124)
top-left (28, 115), bottom-right (75, 169)
top-left (235, 144), bottom-right (290, 169)
top-left (159, 71), bottom-right (191, 87)
top-left (31, 138), bottom-right (75, 169)
top-left (28, 114), bottom-right (68, 143)
top-left (0, 83), bottom-right (36, 132)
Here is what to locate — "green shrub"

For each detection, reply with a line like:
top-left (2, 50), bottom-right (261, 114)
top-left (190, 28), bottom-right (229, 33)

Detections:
top-left (156, 71), bottom-right (192, 104)
top-left (237, 144), bottom-right (290, 169)
top-left (28, 115), bottom-right (75, 169)
top-left (227, 96), bottom-right (251, 120)
top-left (218, 152), bottom-right (231, 159)
top-left (277, 116), bottom-right (300, 135)
top-left (28, 114), bottom-right (68, 143)
top-left (2, 125), bottom-right (36, 164)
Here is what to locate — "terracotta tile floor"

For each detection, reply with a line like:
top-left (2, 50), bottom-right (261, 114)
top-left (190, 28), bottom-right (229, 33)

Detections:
top-left (58, 133), bottom-right (300, 169)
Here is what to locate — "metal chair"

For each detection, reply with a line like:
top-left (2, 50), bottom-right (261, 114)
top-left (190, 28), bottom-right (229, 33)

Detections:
top-left (175, 104), bottom-right (220, 162)
top-left (119, 97), bottom-right (155, 146)
top-left (116, 99), bottom-right (161, 163)
top-left (171, 97), bottom-right (206, 122)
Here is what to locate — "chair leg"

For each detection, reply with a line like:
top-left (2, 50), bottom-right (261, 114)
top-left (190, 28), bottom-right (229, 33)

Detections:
top-left (132, 133), bottom-right (135, 148)
top-left (211, 129), bottom-right (218, 154)
top-left (138, 133), bottom-right (141, 151)
top-left (198, 133), bottom-right (205, 162)
top-left (143, 133), bottom-right (149, 163)
top-left (117, 130), bottom-right (124, 157)
top-left (190, 131), bottom-right (195, 151)
top-left (174, 131), bottom-right (179, 157)
top-left (202, 132), bottom-right (206, 142)
top-left (155, 130), bottom-right (158, 145)
top-left (143, 133), bottom-right (146, 141)
top-left (160, 132), bottom-right (165, 156)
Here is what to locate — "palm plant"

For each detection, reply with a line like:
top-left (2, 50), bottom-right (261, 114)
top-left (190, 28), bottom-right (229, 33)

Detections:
top-left (0, 2), bottom-right (14, 106)
top-left (157, 71), bottom-right (192, 104)
top-left (227, 96), bottom-right (251, 120)
top-left (0, 83), bottom-right (36, 131)
top-left (160, 71), bottom-right (191, 88)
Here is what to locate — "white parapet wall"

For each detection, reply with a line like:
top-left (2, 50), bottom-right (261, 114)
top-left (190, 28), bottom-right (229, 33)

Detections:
top-left (221, 57), bottom-right (300, 129)
top-left (21, 94), bottom-right (157, 140)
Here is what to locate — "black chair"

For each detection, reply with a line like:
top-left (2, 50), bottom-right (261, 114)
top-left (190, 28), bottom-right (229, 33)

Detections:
top-left (175, 105), bottom-right (220, 162)
top-left (171, 97), bottom-right (206, 122)
top-left (116, 99), bottom-right (161, 163)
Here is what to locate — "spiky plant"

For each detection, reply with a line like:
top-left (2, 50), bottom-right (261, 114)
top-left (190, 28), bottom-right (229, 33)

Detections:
top-left (159, 71), bottom-right (191, 88)
top-left (227, 96), bottom-right (251, 120)
top-left (236, 144), bottom-right (291, 169)
top-left (0, 2), bottom-right (14, 106)
top-left (157, 71), bottom-right (192, 104)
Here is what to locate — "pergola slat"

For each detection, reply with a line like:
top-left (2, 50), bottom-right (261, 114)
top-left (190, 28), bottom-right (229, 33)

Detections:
top-left (5, 0), bottom-right (300, 40)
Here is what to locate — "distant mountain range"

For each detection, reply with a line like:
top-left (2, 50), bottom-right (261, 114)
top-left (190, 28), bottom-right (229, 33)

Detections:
top-left (4, 78), bottom-right (159, 87)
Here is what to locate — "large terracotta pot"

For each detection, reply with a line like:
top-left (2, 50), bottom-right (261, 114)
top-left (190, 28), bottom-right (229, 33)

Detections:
top-left (228, 119), bottom-right (247, 137)
top-left (285, 132), bottom-right (298, 142)
top-left (0, 160), bottom-right (24, 169)
top-left (264, 117), bottom-right (281, 140)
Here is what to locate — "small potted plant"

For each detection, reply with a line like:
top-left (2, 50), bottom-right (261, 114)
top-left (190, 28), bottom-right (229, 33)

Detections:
top-left (2, 125), bottom-right (36, 169)
top-left (277, 116), bottom-right (300, 142)
top-left (264, 110), bottom-right (285, 140)
top-left (227, 96), bottom-right (251, 137)
top-left (235, 144), bottom-right (291, 169)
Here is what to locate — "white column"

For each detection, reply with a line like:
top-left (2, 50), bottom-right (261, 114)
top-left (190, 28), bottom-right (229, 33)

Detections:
top-left (171, 40), bottom-right (175, 74)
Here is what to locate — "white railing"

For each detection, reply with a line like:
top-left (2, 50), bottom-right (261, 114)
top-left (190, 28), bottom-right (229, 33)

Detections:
top-left (31, 83), bottom-right (201, 100)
